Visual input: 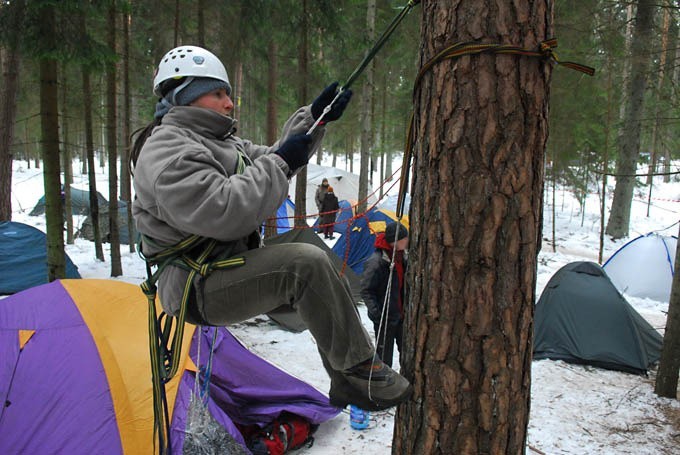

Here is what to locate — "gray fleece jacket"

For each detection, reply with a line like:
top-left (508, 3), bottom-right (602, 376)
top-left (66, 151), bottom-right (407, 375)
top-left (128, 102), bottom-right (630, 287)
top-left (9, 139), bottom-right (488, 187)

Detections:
top-left (132, 105), bottom-right (323, 315)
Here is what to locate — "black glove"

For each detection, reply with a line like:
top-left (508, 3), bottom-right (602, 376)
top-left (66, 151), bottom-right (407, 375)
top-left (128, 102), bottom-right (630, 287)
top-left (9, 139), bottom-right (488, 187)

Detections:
top-left (274, 134), bottom-right (313, 172)
top-left (311, 82), bottom-right (353, 122)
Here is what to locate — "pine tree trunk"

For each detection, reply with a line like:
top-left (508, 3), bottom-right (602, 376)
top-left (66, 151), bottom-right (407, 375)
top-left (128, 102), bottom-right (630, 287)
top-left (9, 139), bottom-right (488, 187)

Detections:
top-left (646, 6), bottom-right (670, 187)
top-left (82, 66), bottom-right (104, 261)
top-left (197, 0), bottom-right (206, 47)
top-left (664, 16), bottom-right (680, 182)
top-left (294, 0), bottom-right (310, 228)
top-left (107, 4), bottom-right (122, 276)
top-left (655, 223), bottom-right (680, 398)
top-left (357, 0), bottom-right (376, 215)
top-left (39, 4), bottom-right (66, 281)
top-left (0, 0), bottom-right (24, 221)
top-left (605, 0), bottom-right (655, 239)
top-left (264, 40), bottom-right (279, 239)
top-left (60, 68), bottom-right (74, 244)
top-left (393, 1), bottom-right (552, 453)
top-left (121, 9), bottom-right (135, 253)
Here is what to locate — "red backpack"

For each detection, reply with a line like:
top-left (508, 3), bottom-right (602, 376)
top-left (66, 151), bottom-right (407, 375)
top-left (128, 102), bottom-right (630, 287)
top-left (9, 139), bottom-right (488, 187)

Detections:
top-left (238, 412), bottom-right (317, 455)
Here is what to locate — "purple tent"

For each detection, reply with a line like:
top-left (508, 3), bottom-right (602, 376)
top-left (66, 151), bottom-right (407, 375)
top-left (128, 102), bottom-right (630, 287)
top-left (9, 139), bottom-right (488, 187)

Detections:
top-left (0, 279), bottom-right (340, 454)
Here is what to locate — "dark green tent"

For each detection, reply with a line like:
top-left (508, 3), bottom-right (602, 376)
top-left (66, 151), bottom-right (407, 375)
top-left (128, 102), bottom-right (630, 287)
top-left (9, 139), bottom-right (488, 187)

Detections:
top-left (76, 201), bottom-right (137, 245)
top-left (29, 187), bottom-right (108, 217)
top-left (533, 261), bottom-right (663, 375)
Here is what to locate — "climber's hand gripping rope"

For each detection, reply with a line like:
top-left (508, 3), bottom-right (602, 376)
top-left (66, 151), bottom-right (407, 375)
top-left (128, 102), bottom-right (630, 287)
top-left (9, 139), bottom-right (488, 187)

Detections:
top-left (306, 0), bottom-right (420, 136)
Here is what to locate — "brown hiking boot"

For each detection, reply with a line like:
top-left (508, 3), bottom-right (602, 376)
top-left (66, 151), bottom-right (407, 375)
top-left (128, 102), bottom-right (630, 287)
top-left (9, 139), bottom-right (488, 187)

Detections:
top-left (328, 359), bottom-right (412, 411)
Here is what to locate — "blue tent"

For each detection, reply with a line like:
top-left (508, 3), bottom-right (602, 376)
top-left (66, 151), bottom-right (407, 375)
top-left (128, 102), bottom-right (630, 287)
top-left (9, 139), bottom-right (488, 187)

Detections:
top-left (603, 232), bottom-right (677, 302)
top-left (263, 198), bottom-right (296, 234)
top-left (331, 208), bottom-right (408, 275)
top-left (0, 221), bottom-right (80, 294)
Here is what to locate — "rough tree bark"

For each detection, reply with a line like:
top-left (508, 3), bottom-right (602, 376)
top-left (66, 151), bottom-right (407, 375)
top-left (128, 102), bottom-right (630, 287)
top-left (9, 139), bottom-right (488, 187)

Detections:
top-left (393, 1), bottom-right (553, 453)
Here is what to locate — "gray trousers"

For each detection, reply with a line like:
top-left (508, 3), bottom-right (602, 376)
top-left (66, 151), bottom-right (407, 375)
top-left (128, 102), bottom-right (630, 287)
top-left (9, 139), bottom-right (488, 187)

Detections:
top-left (194, 242), bottom-right (374, 371)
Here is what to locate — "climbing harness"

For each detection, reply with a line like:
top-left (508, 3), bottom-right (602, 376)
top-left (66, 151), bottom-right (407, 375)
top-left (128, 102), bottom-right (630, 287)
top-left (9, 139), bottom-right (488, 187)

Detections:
top-left (307, 0), bottom-right (421, 135)
top-left (140, 234), bottom-right (246, 454)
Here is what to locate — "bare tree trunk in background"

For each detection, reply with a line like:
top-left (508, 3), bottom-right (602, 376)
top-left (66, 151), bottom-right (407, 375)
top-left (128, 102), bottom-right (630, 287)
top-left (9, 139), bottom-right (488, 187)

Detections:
top-left (107, 4), bottom-right (122, 276)
top-left (294, 0), bottom-right (310, 229)
top-left (379, 71), bottom-right (387, 200)
top-left (599, 50), bottom-right (615, 264)
top-left (357, 0), bottom-right (376, 215)
top-left (60, 69), bottom-right (74, 244)
top-left (393, 1), bottom-right (552, 453)
top-left (618, 3), bottom-right (635, 125)
top-left (83, 66), bottom-right (104, 261)
top-left (121, 9), bottom-right (135, 253)
top-left (39, 4), bottom-right (66, 281)
top-left (664, 11), bottom-right (680, 182)
top-left (173, 0), bottom-right (180, 47)
top-left (75, 0), bottom-right (103, 261)
top-left (197, 0), bottom-right (206, 47)
top-left (654, 222), bottom-right (680, 398)
top-left (646, 6), bottom-right (670, 187)
top-left (605, 0), bottom-right (655, 239)
top-left (550, 145), bottom-right (556, 253)
top-left (0, 0), bottom-right (24, 221)
top-left (234, 62), bottom-right (243, 124)
top-left (264, 40), bottom-right (279, 239)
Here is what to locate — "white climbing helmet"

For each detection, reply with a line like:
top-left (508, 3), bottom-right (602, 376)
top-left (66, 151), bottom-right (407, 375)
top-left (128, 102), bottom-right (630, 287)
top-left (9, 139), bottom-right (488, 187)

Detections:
top-left (153, 45), bottom-right (231, 97)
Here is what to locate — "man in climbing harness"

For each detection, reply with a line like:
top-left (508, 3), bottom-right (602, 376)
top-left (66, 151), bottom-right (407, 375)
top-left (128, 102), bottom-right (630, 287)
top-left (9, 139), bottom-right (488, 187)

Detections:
top-left (361, 222), bottom-right (408, 368)
top-left (131, 45), bottom-right (412, 414)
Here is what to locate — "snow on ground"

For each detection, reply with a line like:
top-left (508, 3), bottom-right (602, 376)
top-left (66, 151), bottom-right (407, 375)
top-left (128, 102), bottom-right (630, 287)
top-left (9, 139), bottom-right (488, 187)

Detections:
top-left (9, 157), bottom-right (680, 454)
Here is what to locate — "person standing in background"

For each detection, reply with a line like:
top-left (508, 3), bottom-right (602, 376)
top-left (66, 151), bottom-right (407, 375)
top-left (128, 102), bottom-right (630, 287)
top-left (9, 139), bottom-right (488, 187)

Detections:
top-left (320, 186), bottom-right (339, 239)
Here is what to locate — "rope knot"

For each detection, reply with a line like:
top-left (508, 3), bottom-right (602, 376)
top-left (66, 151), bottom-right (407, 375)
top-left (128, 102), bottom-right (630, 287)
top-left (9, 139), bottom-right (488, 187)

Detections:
top-left (199, 263), bottom-right (211, 276)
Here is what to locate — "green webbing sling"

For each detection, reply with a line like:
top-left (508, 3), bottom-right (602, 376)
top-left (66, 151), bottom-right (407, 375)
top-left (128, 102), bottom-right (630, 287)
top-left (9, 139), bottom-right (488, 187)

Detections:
top-left (140, 152), bottom-right (249, 454)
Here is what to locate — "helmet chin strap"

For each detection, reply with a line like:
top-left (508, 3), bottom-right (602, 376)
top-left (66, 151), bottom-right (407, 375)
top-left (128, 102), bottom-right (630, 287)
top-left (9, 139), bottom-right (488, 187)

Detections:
top-left (170, 76), bottom-right (195, 106)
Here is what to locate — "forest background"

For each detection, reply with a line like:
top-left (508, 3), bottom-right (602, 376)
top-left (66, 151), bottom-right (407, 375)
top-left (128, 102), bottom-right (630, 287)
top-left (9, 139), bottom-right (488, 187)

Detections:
top-left (0, 0), bottom-right (679, 274)
top-left (2, 1), bottom-right (680, 453)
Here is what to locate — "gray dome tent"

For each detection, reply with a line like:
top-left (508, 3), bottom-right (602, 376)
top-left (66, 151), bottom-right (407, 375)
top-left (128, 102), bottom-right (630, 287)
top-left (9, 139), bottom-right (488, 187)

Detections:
top-left (533, 261), bottom-right (663, 375)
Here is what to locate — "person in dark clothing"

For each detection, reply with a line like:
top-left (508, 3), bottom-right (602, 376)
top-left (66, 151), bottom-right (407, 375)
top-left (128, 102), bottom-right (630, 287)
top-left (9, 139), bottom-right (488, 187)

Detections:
top-left (315, 178), bottom-right (330, 213)
top-left (360, 221), bottom-right (408, 368)
top-left (320, 186), bottom-right (339, 239)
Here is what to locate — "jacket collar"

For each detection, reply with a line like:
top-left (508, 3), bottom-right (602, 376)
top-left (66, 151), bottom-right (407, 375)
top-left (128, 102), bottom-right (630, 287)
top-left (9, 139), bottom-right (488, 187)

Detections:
top-left (162, 106), bottom-right (238, 140)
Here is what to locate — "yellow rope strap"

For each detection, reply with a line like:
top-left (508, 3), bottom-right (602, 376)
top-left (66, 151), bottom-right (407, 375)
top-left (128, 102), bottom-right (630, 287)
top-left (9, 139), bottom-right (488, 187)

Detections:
top-left (415, 38), bottom-right (594, 88)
